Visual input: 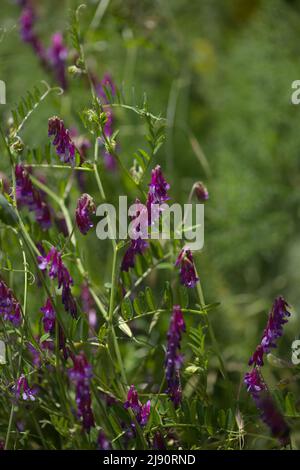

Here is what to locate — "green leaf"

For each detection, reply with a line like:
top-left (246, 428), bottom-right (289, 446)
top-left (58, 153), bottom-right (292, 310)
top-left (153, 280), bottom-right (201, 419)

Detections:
top-left (162, 281), bottom-right (173, 309)
top-left (133, 297), bottom-right (142, 316)
top-left (145, 286), bottom-right (156, 311)
top-left (121, 298), bottom-right (133, 320)
top-left (0, 194), bottom-right (17, 226)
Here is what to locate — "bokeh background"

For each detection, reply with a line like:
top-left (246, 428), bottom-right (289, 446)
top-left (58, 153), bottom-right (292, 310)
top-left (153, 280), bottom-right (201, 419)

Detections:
top-left (1, 0), bottom-right (300, 447)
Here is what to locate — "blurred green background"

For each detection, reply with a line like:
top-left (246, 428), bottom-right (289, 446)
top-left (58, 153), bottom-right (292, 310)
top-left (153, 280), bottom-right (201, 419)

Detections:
top-left (1, 0), bottom-right (300, 393)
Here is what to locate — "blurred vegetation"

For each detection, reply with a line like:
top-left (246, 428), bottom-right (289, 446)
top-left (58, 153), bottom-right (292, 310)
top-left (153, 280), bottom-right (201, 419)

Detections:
top-left (1, 0), bottom-right (300, 448)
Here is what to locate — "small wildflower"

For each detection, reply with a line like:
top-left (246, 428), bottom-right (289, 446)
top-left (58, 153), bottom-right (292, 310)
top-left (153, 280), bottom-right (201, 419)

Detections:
top-left (249, 297), bottom-right (291, 367)
top-left (194, 181), bottom-right (209, 201)
top-left (97, 430), bottom-right (111, 450)
top-left (121, 200), bottom-right (148, 272)
top-left (14, 374), bottom-right (36, 401)
top-left (0, 279), bottom-right (22, 326)
top-left (69, 352), bottom-right (95, 432)
top-left (48, 116), bottom-right (76, 165)
top-left (47, 32), bottom-right (68, 89)
top-left (165, 305), bottom-right (185, 406)
top-left (147, 165), bottom-right (170, 223)
top-left (153, 431), bottom-right (166, 450)
top-left (94, 73), bottom-right (117, 170)
top-left (38, 247), bottom-right (77, 318)
top-left (19, 6), bottom-right (47, 65)
top-left (244, 368), bottom-right (290, 446)
top-left (81, 282), bottom-right (97, 329)
top-left (175, 248), bottom-right (199, 288)
top-left (124, 385), bottom-right (151, 427)
top-left (15, 164), bottom-right (51, 230)
top-left (40, 298), bottom-right (55, 333)
top-left (75, 193), bottom-right (96, 235)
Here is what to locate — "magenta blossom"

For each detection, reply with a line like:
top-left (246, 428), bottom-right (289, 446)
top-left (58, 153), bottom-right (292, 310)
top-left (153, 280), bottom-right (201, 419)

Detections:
top-left (97, 431), bottom-right (111, 450)
top-left (121, 200), bottom-right (148, 272)
top-left (81, 282), bottom-right (97, 329)
top-left (124, 385), bottom-right (151, 427)
top-left (249, 297), bottom-right (291, 367)
top-left (40, 298), bottom-right (56, 333)
top-left (165, 305), bottom-right (186, 407)
top-left (175, 248), bottom-right (199, 288)
top-left (38, 247), bottom-right (77, 318)
top-left (75, 194), bottom-right (96, 235)
top-left (244, 368), bottom-right (290, 446)
top-left (47, 32), bottom-right (68, 89)
top-left (48, 117), bottom-right (76, 165)
top-left (147, 165), bottom-right (170, 224)
top-left (194, 181), bottom-right (209, 201)
top-left (15, 164), bottom-right (51, 230)
top-left (19, 6), bottom-right (47, 64)
top-left (14, 374), bottom-right (37, 401)
top-left (0, 280), bottom-right (22, 326)
top-left (69, 352), bottom-right (95, 432)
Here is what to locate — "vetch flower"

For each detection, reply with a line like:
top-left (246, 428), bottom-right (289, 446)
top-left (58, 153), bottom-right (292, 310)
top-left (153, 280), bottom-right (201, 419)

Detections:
top-left (48, 117), bottom-right (76, 165)
top-left (165, 305), bottom-right (186, 407)
top-left (249, 296), bottom-right (291, 367)
top-left (47, 32), bottom-right (68, 89)
top-left (14, 374), bottom-right (37, 401)
top-left (244, 368), bottom-right (290, 446)
top-left (69, 352), bottom-right (95, 432)
top-left (40, 298), bottom-right (55, 333)
top-left (97, 430), bottom-right (111, 450)
top-left (194, 181), bottom-right (209, 201)
top-left (147, 165), bottom-right (170, 221)
top-left (81, 282), bottom-right (97, 328)
top-left (121, 199), bottom-right (148, 272)
top-left (38, 247), bottom-right (77, 318)
top-left (0, 279), bottom-right (22, 326)
top-left (19, 6), bottom-right (47, 65)
top-left (124, 385), bottom-right (151, 427)
top-left (96, 73), bottom-right (116, 104)
top-left (94, 73), bottom-right (117, 170)
top-left (75, 194), bottom-right (96, 235)
top-left (15, 164), bottom-right (51, 230)
top-left (175, 248), bottom-right (199, 288)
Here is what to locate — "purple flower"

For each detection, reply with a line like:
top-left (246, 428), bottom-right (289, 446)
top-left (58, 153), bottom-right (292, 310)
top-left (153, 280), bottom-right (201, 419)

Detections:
top-left (147, 166), bottom-right (170, 222)
top-left (121, 200), bottom-right (148, 272)
top-left (244, 368), bottom-right (267, 398)
top-left (244, 368), bottom-right (290, 446)
top-left (15, 164), bottom-right (51, 230)
top-left (194, 182), bottom-right (209, 201)
top-left (28, 338), bottom-right (54, 368)
top-left (96, 73), bottom-right (116, 104)
top-left (97, 431), bottom-right (111, 450)
top-left (40, 298), bottom-right (55, 333)
top-left (175, 248), bottom-right (199, 288)
top-left (75, 194), bottom-right (96, 235)
top-left (124, 385), bottom-right (151, 427)
top-left (121, 238), bottom-right (148, 272)
top-left (14, 374), bottom-right (37, 401)
top-left (69, 352), bottom-right (95, 432)
top-left (257, 394), bottom-right (290, 446)
top-left (249, 297), bottom-right (291, 367)
top-left (81, 282), bottom-right (97, 329)
top-left (38, 247), bottom-right (77, 318)
top-left (48, 117), bottom-right (76, 165)
top-left (165, 305), bottom-right (185, 407)
top-left (94, 74), bottom-right (117, 170)
top-left (0, 280), bottom-right (22, 326)
top-left (47, 32), bottom-right (68, 90)
top-left (19, 6), bottom-right (47, 65)
top-left (153, 431), bottom-right (166, 450)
